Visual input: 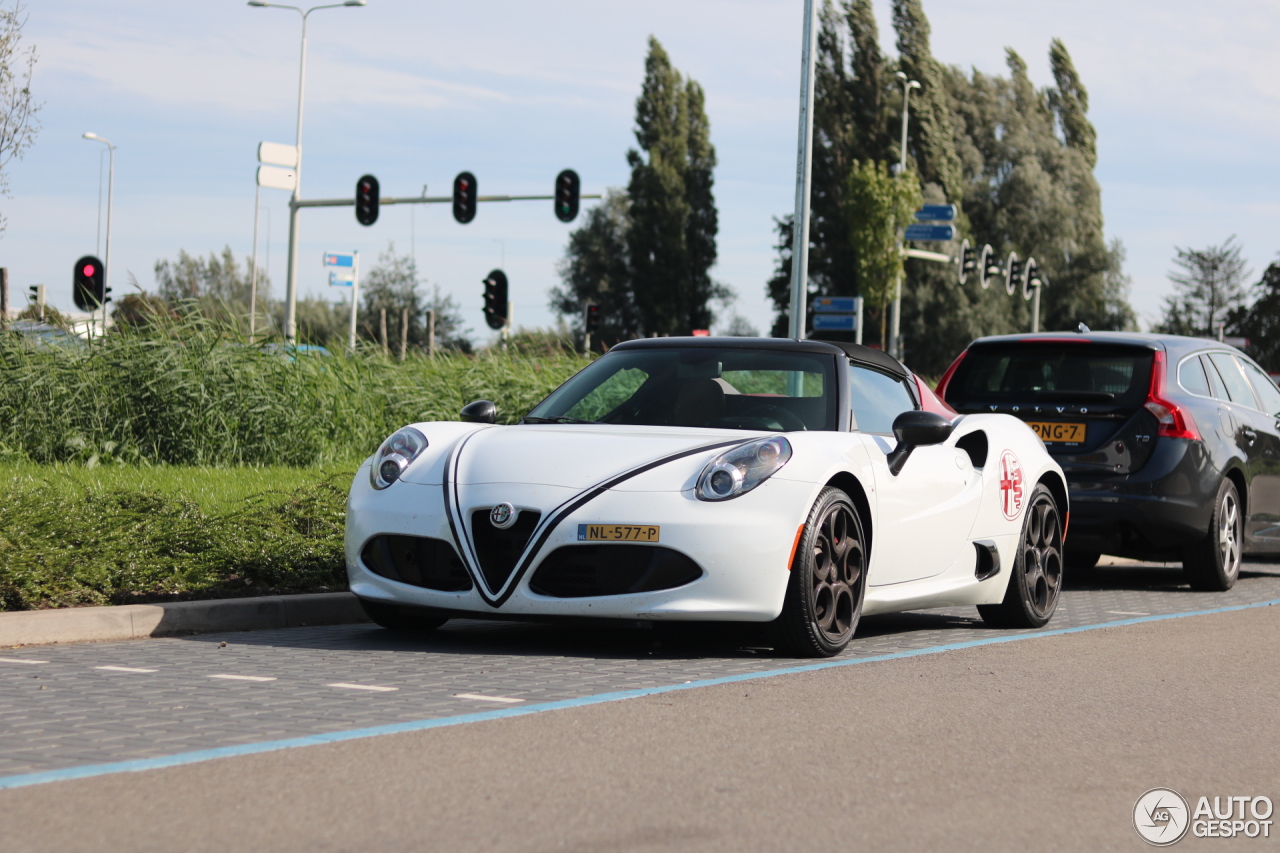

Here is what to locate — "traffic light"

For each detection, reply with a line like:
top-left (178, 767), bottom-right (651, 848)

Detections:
top-left (1006, 254), bottom-right (1024, 297)
top-left (979, 244), bottom-right (1000, 290)
top-left (355, 174), bottom-right (380, 226)
top-left (482, 269), bottom-right (508, 330)
top-left (554, 169), bottom-right (580, 223)
top-left (453, 171), bottom-right (478, 224)
top-left (959, 240), bottom-right (976, 286)
top-left (1023, 257), bottom-right (1042, 300)
top-left (73, 255), bottom-right (107, 310)
top-left (584, 302), bottom-right (599, 334)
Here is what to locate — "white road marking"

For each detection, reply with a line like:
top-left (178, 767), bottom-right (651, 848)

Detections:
top-left (1106, 610), bottom-right (1150, 616)
top-left (95, 666), bottom-right (158, 673)
top-left (328, 683), bottom-right (397, 692)
top-left (208, 674), bottom-right (277, 682)
top-left (0, 658), bottom-right (47, 665)
top-left (454, 693), bottom-right (525, 704)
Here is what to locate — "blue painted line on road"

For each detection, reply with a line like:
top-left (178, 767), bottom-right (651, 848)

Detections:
top-left (2, 597), bottom-right (1276, 792)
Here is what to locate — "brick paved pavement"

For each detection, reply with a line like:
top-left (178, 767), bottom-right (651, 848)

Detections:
top-left (1, 562), bottom-right (1277, 780)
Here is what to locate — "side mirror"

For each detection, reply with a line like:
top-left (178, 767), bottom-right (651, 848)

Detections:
top-left (460, 399), bottom-right (497, 424)
top-left (886, 410), bottom-right (954, 475)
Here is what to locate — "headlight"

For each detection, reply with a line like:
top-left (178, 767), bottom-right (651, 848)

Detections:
top-left (695, 436), bottom-right (792, 501)
top-left (370, 427), bottom-right (428, 489)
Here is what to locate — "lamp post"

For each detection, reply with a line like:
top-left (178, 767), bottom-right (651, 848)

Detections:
top-left (82, 132), bottom-right (115, 332)
top-left (887, 72), bottom-right (919, 359)
top-left (787, 0), bottom-right (818, 344)
top-left (248, 0), bottom-right (367, 345)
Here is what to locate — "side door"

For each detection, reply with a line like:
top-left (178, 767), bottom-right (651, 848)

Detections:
top-left (849, 363), bottom-right (981, 586)
top-left (1234, 356), bottom-right (1280, 547)
top-left (1205, 352), bottom-right (1277, 548)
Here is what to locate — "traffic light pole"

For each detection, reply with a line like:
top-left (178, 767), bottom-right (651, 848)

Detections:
top-left (293, 192), bottom-right (602, 210)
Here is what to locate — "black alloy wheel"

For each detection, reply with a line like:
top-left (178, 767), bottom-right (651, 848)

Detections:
top-left (775, 487), bottom-right (867, 657)
top-left (359, 599), bottom-right (449, 633)
top-left (1183, 478), bottom-right (1242, 592)
top-left (978, 483), bottom-right (1063, 629)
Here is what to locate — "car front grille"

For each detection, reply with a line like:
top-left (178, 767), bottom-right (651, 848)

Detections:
top-left (469, 509), bottom-right (542, 592)
top-left (529, 545), bottom-right (703, 598)
top-left (360, 535), bottom-right (473, 592)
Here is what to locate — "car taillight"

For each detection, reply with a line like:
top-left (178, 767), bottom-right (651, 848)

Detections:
top-left (935, 349), bottom-right (967, 401)
top-left (1144, 350), bottom-right (1200, 440)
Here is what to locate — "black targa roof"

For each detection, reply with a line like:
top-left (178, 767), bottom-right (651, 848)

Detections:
top-left (609, 336), bottom-right (910, 378)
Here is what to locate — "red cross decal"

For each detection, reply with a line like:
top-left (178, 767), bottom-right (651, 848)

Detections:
top-left (999, 450), bottom-right (1024, 520)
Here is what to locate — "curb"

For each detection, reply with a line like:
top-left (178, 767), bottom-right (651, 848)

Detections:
top-left (0, 592), bottom-right (369, 648)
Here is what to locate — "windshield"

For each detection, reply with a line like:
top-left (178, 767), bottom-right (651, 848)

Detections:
top-left (947, 343), bottom-right (1154, 409)
top-left (525, 347), bottom-right (839, 431)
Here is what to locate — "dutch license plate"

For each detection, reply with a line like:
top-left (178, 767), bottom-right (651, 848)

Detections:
top-left (1027, 421), bottom-right (1086, 443)
top-left (577, 524), bottom-right (660, 542)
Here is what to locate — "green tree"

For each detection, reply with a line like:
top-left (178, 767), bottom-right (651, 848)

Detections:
top-left (0, 1), bottom-right (40, 238)
top-left (549, 190), bottom-right (638, 344)
top-left (358, 244), bottom-right (470, 353)
top-left (626, 36), bottom-right (726, 335)
top-left (1227, 259), bottom-right (1280, 371)
top-left (892, 0), bottom-right (961, 201)
top-left (848, 161), bottom-right (921, 346)
top-left (1156, 237), bottom-right (1249, 337)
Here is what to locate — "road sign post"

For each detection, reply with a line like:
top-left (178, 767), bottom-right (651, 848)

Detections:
top-left (323, 251), bottom-right (360, 351)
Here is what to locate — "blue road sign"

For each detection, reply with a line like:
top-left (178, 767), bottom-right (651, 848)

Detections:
top-left (329, 271), bottom-right (354, 287)
top-left (914, 204), bottom-right (957, 222)
top-left (812, 314), bottom-right (857, 331)
top-left (813, 296), bottom-right (857, 313)
top-left (323, 252), bottom-right (355, 268)
top-left (904, 223), bottom-right (956, 242)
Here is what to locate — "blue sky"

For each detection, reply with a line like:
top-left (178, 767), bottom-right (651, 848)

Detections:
top-left (5, 0), bottom-right (1279, 342)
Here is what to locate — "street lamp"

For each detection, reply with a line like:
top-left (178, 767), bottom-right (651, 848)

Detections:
top-left (888, 71), bottom-right (920, 359)
top-left (249, 0), bottom-right (368, 345)
top-left (82, 132), bottom-right (115, 330)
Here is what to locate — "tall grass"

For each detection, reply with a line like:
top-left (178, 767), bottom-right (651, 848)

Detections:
top-left (0, 319), bottom-right (590, 466)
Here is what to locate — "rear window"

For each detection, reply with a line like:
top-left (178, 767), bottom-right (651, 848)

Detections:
top-left (947, 344), bottom-right (1154, 409)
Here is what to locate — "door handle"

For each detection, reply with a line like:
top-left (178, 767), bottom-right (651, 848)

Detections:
top-left (1242, 427), bottom-right (1257, 446)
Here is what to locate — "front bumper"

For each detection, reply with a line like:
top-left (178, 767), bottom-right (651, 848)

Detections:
top-left (345, 467), bottom-right (814, 622)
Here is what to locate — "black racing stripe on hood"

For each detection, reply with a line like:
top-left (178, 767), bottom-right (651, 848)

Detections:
top-left (442, 429), bottom-right (486, 592)
top-left (483, 436), bottom-right (751, 608)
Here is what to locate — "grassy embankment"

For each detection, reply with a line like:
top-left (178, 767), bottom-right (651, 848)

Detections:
top-left (0, 325), bottom-right (588, 610)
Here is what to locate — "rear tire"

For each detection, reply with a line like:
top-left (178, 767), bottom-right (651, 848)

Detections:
top-left (978, 483), bottom-right (1063, 629)
top-left (359, 599), bottom-right (448, 633)
top-left (774, 487), bottom-right (867, 658)
top-left (1182, 478), bottom-right (1242, 592)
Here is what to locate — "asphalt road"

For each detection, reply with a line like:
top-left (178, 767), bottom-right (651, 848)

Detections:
top-left (3, 562), bottom-right (1279, 851)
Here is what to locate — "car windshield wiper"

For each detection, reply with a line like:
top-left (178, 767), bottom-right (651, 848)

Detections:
top-left (521, 416), bottom-right (600, 424)
top-left (1026, 391), bottom-right (1116, 402)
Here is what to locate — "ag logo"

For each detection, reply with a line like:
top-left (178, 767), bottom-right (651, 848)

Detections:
top-left (998, 450), bottom-right (1025, 520)
top-left (489, 502), bottom-right (517, 529)
top-left (1134, 788), bottom-right (1190, 846)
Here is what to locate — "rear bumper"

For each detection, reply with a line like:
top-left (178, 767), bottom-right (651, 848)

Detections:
top-left (1064, 438), bottom-right (1218, 556)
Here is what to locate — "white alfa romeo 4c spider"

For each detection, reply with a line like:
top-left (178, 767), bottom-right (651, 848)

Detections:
top-left (345, 337), bottom-right (1066, 657)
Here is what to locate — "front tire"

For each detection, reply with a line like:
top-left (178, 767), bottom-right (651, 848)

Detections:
top-left (359, 599), bottom-right (449, 633)
top-left (978, 483), bottom-right (1063, 629)
top-left (1182, 478), bottom-right (1242, 591)
top-left (774, 487), bottom-right (867, 658)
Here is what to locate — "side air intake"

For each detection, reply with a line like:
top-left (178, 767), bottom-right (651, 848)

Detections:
top-left (974, 540), bottom-right (1001, 581)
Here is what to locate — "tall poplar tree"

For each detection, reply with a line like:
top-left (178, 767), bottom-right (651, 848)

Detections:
top-left (626, 37), bottom-right (725, 335)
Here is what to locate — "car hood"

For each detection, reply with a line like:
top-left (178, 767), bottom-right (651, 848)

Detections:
top-left (428, 424), bottom-right (752, 490)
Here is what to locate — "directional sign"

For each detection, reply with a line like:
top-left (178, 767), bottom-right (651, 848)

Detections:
top-left (904, 223), bottom-right (956, 242)
top-left (257, 141), bottom-right (298, 168)
top-left (256, 165), bottom-right (296, 191)
top-left (324, 252), bottom-right (355, 268)
top-left (813, 296), bottom-right (857, 313)
top-left (813, 314), bottom-right (857, 331)
top-left (914, 204), bottom-right (957, 222)
top-left (329, 271), bottom-right (354, 287)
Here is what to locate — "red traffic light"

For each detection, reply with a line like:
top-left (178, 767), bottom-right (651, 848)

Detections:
top-left (83, 264), bottom-right (95, 276)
